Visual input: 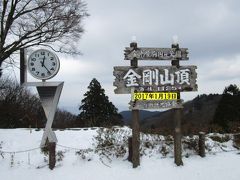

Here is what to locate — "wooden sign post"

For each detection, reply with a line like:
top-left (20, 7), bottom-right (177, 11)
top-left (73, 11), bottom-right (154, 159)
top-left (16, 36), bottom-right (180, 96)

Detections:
top-left (172, 43), bottom-right (183, 166)
top-left (113, 37), bottom-right (197, 167)
top-left (130, 41), bottom-right (140, 168)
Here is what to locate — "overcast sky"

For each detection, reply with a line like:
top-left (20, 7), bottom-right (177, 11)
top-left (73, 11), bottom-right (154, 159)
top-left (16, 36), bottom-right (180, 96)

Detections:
top-left (18, 0), bottom-right (240, 114)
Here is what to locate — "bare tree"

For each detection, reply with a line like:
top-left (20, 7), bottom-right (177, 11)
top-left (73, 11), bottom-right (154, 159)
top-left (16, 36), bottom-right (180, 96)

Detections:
top-left (53, 109), bottom-right (77, 129)
top-left (0, 76), bottom-right (46, 128)
top-left (0, 0), bottom-right (88, 77)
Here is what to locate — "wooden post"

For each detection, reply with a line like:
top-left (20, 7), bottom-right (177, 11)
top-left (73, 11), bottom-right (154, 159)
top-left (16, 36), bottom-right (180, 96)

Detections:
top-left (172, 43), bottom-right (183, 166)
top-left (130, 42), bottom-right (138, 67)
top-left (173, 108), bottom-right (183, 166)
top-left (48, 142), bottom-right (56, 170)
top-left (128, 137), bottom-right (133, 162)
top-left (132, 109), bottom-right (140, 168)
top-left (129, 41), bottom-right (140, 168)
top-left (233, 133), bottom-right (240, 149)
top-left (199, 132), bottom-right (205, 157)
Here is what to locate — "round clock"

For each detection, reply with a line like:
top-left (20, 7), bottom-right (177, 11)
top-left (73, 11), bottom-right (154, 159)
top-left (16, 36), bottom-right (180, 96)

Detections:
top-left (27, 49), bottom-right (60, 80)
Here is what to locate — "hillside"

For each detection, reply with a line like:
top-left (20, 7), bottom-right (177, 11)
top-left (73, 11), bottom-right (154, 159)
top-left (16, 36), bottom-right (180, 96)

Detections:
top-left (141, 94), bottom-right (222, 134)
top-left (120, 110), bottom-right (159, 125)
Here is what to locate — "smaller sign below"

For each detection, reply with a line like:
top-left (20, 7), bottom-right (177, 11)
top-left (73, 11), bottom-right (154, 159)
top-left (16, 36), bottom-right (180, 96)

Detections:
top-left (133, 92), bottom-right (179, 101)
top-left (129, 100), bottom-right (183, 110)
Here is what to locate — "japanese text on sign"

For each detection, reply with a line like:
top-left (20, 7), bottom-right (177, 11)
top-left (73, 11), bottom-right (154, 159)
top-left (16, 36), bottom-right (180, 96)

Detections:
top-left (129, 100), bottom-right (183, 110)
top-left (124, 68), bottom-right (191, 87)
top-left (124, 47), bottom-right (189, 60)
top-left (113, 65), bottom-right (197, 94)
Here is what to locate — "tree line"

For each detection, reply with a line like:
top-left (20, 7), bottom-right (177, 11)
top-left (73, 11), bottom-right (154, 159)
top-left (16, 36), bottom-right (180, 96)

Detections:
top-left (0, 77), bottom-right (123, 128)
top-left (1, 75), bottom-right (240, 132)
top-left (0, 77), bottom-right (46, 128)
top-left (184, 84), bottom-right (240, 133)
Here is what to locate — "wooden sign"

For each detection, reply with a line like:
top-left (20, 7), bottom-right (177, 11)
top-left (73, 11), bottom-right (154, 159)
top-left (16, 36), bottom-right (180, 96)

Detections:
top-left (124, 47), bottom-right (189, 60)
top-left (133, 92), bottom-right (179, 100)
top-left (113, 66), bottom-right (197, 94)
top-left (129, 100), bottom-right (183, 110)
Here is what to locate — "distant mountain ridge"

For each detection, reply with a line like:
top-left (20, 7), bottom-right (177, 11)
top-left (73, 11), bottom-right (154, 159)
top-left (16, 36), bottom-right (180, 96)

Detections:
top-left (141, 94), bottom-right (222, 134)
top-left (120, 110), bottom-right (159, 125)
top-left (120, 94), bottom-right (224, 134)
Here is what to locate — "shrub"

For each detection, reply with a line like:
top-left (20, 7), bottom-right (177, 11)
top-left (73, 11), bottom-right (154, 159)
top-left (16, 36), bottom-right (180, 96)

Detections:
top-left (94, 127), bottom-right (130, 160)
top-left (209, 134), bottom-right (231, 143)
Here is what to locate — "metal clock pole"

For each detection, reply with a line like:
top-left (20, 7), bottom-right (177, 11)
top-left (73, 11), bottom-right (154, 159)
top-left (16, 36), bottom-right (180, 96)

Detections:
top-left (20, 48), bottom-right (27, 85)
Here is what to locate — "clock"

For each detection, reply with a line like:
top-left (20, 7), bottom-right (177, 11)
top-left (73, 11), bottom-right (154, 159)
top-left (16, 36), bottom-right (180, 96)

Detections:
top-left (27, 49), bottom-right (60, 80)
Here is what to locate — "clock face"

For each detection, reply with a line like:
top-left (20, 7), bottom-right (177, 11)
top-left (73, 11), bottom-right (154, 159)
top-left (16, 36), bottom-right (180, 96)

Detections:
top-left (28, 49), bottom-right (60, 80)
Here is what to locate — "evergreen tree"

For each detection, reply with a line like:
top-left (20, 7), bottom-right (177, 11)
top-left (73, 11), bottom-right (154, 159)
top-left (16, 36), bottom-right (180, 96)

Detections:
top-left (213, 84), bottom-right (240, 132)
top-left (77, 78), bottom-right (123, 127)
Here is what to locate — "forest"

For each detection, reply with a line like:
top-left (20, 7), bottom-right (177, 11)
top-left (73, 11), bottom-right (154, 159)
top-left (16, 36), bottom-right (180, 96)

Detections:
top-left (0, 77), bottom-right (123, 129)
top-left (1, 76), bottom-right (239, 134)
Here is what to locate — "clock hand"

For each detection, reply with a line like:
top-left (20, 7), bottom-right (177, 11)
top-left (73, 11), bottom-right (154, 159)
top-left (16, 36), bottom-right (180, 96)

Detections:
top-left (41, 56), bottom-right (45, 67)
top-left (42, 64), bottom-right (51, 74)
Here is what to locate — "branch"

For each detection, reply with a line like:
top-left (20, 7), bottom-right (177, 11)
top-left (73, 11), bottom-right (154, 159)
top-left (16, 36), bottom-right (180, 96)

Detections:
top-left (0, 0), bottom-right (88, 63)
top-left (1, 0), bottom-right (18, 46)
top-left (13, 0), bottom-right (55, 20)
top-left (40, 44), bottom-right (82, 55)
top-left (0, 0), bottom-right (9, 48)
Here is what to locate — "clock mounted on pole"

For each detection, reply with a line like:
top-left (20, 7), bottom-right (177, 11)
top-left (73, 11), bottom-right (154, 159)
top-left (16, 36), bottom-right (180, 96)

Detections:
top-left (27, 49), bottom-right (60, 80)
top-left (21, 48), bottom-right (64, 170)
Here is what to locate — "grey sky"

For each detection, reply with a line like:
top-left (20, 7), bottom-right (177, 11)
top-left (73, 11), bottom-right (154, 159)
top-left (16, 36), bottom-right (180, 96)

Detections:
top-left (16, 0), bottom-right (240, 114)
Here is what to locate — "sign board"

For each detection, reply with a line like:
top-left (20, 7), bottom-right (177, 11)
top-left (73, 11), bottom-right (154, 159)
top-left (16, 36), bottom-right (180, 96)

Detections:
top-left (124, 47), bottom-right (189, 60)
top-left (133, 92), bottom-right (179, 100)
top-left (113, 66), bottom-right (197, 94)
top-left (129, 100), bottom-right (183, 110)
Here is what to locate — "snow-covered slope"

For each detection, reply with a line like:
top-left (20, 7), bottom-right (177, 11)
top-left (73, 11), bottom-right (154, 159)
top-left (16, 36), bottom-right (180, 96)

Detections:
top-left (0, 128), bottom-right (240, 180)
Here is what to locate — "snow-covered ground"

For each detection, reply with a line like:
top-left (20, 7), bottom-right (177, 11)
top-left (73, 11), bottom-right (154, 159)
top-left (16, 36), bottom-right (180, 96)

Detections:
top-left (0, 128), bottom-right (240, 180)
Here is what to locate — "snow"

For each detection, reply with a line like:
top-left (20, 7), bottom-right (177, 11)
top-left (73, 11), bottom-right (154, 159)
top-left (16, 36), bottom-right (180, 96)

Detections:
top-left (0, 128), bottom-right (240, 180)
